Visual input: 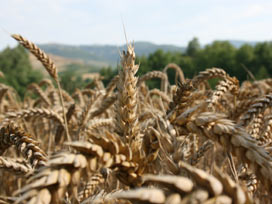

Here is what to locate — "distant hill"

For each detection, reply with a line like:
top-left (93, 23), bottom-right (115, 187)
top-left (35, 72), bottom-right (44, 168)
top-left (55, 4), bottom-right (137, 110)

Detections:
top-left (29, 53), bottom-right (85, 74)
top-left (35, 40), bottom-right (262, 72)
top-left (38, 41), bottom-right (185, 67)
top-left (29, 53), bottom-right (105, 77)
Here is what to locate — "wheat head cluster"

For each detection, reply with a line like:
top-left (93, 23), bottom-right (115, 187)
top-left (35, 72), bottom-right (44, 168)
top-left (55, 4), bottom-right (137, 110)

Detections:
top-left (0, 34), bottom-right (271, 204)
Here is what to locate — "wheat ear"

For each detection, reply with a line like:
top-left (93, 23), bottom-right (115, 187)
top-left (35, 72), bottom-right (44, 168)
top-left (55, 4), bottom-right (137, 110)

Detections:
top-left (115, 43), bottom-right (140, 144)
top-left (11, 34), bottom-right (70, 142)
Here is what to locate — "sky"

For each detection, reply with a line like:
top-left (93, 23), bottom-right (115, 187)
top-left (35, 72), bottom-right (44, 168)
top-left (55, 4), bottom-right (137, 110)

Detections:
top-left (1, 0), bottom-right (272, 50)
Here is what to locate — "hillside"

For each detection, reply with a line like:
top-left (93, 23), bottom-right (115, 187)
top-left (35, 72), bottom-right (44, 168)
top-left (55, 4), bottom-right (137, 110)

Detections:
top-left (29, 52), bottom-right (108, 76)
top-left (38, 41), bottom-right (185, 67)
top-left (29, 53), bottom-right (84, 73)
top-left (32, 40), bottom-right (261, 74)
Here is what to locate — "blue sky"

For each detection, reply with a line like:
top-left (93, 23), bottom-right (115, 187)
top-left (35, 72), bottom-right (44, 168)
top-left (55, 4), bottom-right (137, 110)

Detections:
top-left (1, 0), bottom-right (272, 50)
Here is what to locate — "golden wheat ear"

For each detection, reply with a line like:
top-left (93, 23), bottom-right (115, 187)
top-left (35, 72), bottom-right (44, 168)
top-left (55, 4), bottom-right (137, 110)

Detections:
top-left (11, 34), bottom-right (71, 142)
top-left (11, 34), bottom-right (57, 80)
top-left (115, 42), bottom-right (140, 145)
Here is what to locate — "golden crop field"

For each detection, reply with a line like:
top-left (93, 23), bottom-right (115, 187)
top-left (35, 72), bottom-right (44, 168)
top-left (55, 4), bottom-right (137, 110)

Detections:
top-left (0, 34), bottom-right (271, 203)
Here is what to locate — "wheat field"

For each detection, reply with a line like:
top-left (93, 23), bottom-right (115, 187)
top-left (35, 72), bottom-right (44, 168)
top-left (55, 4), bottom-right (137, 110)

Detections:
top-left (0, 34), bottom-right (271, 203)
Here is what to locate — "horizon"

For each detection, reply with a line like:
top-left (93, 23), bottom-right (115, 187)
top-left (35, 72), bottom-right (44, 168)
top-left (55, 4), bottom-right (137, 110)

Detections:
top-left (1, 0), bottom-right (272, 50)
top-left (0, 38), bottom-right (265, 51)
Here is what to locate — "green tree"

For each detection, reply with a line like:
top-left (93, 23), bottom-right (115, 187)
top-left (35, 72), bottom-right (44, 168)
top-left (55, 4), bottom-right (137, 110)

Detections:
top-left (0, 45), bottom-right (43, 98)
top-left (253, 42), bottom-right (272, 75)
top-left (177, 56), bottom-right (194, 78)
top-left (147, 49), bottom-right (170, 70)
top-left (186, 37), bottom-right (201, 57)
top-left (101, 39), bottom-right (272, 89)
top-left (235, 44), bottom-right (255, 81)
top-left (236, 44), bottom-right (254, 66)
top-left (255, 66), bottom-right (269, 80)
top-left (138, 50), bottom-right (173, 88)
top-left (195, 41), bottom-right (236, 76)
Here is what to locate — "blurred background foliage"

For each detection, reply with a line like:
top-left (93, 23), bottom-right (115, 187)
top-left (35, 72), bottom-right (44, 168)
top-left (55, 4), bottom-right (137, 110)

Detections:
top-left (0, 45), bottom-right (42, 98)
top-left (1, 37), bottom-right (272, 97)
top-left (101, 38), bottom-right (272, 89)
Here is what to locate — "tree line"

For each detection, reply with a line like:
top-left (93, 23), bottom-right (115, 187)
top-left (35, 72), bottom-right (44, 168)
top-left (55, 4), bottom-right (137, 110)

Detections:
top-left (1, 37), bottom-right (272, 97)
top-left (100, 38), bottom-right (272, 88)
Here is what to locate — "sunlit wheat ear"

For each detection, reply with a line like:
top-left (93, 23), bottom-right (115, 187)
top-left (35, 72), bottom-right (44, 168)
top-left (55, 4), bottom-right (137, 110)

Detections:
top-left (207, 76), bottom-right (239, 110)
top-left (11, 34), bottom-right (57, 80)
top-left (115, 43), bottom-right (140, 145)
top-left (12, 34), bottom-right (70, 142)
